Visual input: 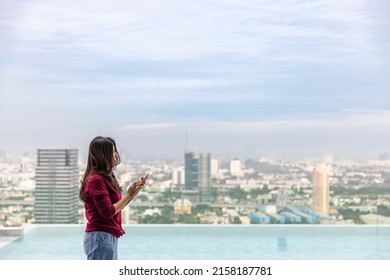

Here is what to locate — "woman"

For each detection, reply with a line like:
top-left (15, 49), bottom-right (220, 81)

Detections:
top-left (79, 136), bottom-right (147, 260)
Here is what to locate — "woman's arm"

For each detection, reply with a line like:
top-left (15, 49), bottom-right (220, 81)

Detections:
top-left (113, 193), bottom-right (132, 215)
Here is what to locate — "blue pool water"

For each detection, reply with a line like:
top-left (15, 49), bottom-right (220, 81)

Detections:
top-left (0, 225), bottom-right (389, 260)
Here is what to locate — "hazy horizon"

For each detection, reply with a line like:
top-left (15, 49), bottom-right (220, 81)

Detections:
top-left (1, 0), bottom-right (389, 159)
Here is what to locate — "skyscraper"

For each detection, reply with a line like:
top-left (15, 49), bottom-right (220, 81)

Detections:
top-left (210, 159), bottom-right (220, 177)
top-left (198, 153), bottom-right (211, 203)
top-left (230, 159), bottom-right (243, 177)
top-left (184, 152), bottom-right (198, 189)
top-left (184, 152), bottom-right (212, 203)
top-left (312, 166), bottom-right (330, 216)
top-left (172, 167), bottom-right (185, 186)
top-left (34, 148), bottom-right (79, 224)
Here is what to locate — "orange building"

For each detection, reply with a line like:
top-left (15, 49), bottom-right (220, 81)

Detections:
top-left (312, 167), bottom-right (330, 216)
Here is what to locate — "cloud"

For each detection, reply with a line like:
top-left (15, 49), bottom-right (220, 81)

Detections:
top-left (121, 113), bottom-right (390, 158)
top-left (119, 123), bottom-right (178, 131)
top-left (115, 109), bottom-right (390, 139)
top-left (1, 0), bottom-right (382, 65)
top-left (0, 0), bottom-right (389, 157)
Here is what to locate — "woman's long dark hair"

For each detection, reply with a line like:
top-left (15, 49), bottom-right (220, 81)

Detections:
top-left (79, 136), bottom-right (122, 202)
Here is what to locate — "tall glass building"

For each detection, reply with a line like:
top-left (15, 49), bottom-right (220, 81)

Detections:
top-left (198, 153), bottom-right (211, 203)
top-left (184, 152), bottom-right (198, 189)
top-left (184, 152), bottom-right (211, 203)
top-left (34, 148), bottom-right (79, 224)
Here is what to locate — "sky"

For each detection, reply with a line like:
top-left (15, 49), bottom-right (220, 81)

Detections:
top-left (0, 0), bottom-right (389, 159)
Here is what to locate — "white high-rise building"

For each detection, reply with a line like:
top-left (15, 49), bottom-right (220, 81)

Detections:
top-left (34, 148), bottom-right (79, 224)
top-left (230, 159), bottom-right (243, 177)
top-left (210, 159), bottom-right (220, 177)
top-left (172, 167), bottom-right (185, 185)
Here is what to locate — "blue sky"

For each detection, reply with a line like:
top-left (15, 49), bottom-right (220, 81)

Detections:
top-left (0, 0), bottom-right (389, 159)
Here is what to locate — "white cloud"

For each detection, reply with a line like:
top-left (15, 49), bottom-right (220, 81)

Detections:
top-left (212, 109), bottom-right (390, 130)
top-left (119, 123), bottom-right (178, 131)
top-left (1, 0), bottom-right (389, 156)
top-left (1, 0), bottom-right (381, 65)
top-left (116, 109), bottom-right (390, 138)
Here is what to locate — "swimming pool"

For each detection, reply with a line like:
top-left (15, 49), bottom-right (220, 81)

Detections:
top-left (0, 225), bottom-right (389, 260)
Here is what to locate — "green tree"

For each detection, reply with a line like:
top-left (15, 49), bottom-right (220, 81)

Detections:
top-left (338, 209), bottom-right (366, 224)
top-left (249, 188), bottom-right (270, 199)
top-left (377, 205), bottom-right (390, 217)
top-left (177, 214), bottom-right (200, 224)
top-left (193, 204), bottom-right (212, 215)
top-left (228, 188), bottom-right (247, 202)
top-left (142, 214), bottom-right (174, 224)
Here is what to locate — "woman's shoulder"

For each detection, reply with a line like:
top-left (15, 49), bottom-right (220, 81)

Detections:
top-left (87, 173), bottom-right (106, 183)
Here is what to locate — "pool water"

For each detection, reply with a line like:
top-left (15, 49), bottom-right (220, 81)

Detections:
top-left (0, 225), bottom-right (389, 260)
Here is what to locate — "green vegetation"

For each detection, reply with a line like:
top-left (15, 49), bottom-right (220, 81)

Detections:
top-left (142, 214), bottom-right (174, 224)
top-left (338, 208), bottom-right (368, 224)
top-left (227, 188), bottom-right (247, 202)
top-left (141, 205), bottom-right (174, 224)
top-left (176, 214), bottom-right (201, 224)
top-left (377, 205), bottom-right (390, 217)
top-left (332, 186), bottom-right (390, 197)
top-left (193, 204), bottom-right (213, 215)
top-left (158, 189), bottom-right (182, 202)
top-left (249, 187), bottom-right (270, 198)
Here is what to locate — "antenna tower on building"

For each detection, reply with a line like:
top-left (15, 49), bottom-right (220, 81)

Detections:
top-left (185, 124), bottom-right (188, 153)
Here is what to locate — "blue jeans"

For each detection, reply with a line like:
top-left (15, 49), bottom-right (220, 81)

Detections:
top-left (83, 231), bottom-right (118, 260)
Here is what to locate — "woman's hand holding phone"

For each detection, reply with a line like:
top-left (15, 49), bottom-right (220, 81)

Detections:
top-left (126, 173), bottom-right (149, 199)
top-left (141, 173), bottom-right (149, 183)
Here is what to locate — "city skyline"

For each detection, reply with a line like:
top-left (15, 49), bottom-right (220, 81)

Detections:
top-left (1, 145), bottom-right (390, 227)
top-left (1, 1), bottom-right (389, 158)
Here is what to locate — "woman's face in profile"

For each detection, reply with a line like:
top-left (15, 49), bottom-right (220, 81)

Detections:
top-left (112, 145), bottom-right (119, 167)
